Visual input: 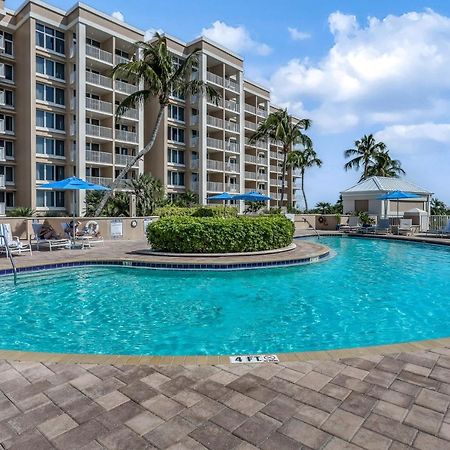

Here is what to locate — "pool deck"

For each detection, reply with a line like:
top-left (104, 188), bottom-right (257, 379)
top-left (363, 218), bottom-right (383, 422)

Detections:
top-left (1, 233), bottom-right (450, 448)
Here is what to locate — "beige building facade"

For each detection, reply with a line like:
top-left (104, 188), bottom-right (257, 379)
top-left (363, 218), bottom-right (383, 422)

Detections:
top-left (0, 0), bottom-right (298, 216)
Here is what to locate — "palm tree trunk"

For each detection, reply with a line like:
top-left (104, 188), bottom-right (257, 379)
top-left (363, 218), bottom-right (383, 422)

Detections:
top-left (94, 105), bottom-right (165, 216)
top-left (301, 168), bottom-right (308, 211)
top-left (280, 148), bottom-right (288, 205)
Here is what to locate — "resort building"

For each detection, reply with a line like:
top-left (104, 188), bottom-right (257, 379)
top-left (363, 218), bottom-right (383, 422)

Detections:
top-left (0, 0), bottom-right (298, 216)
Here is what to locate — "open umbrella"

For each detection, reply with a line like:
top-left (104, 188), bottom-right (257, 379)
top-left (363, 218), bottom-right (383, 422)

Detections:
top-left (208, 192), bottom-right (236, 209)
top-left (234, 191), bottom-right (272, 202)
top-left (377, 190), bottom-right (420, 221)
top-left (42, 177), bottom-right (110, 242)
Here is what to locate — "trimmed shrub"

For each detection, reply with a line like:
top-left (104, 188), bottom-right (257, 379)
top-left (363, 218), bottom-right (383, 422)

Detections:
top-left (147, 215), bottom-right (294, 253)
top-left (154, 205), bottom-right (238, 218)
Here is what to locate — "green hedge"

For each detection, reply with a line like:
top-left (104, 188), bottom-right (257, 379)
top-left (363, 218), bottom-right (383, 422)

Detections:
top-left (147, 215), bottom-right (294, 253)
top-left (154, 205), bottom-right (238, 218)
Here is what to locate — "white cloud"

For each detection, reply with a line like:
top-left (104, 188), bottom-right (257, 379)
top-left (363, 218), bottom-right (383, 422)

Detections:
top-left (144, 28), bottom-right (164, 41)
top-left (328, 11), bottom-right (358, 36)
top-left (111, 11), bottom-right (124, 22)
top-left (201, 21), bottom-right (271, 56)
top-left (288, 27), bottom-right (310, 41)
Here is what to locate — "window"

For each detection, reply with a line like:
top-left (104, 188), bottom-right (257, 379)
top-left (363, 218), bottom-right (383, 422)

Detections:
top-left (0, 166), bottom-right (14, 183)
top-left (36, 137), bottom-right (65, 156)
top-left (0, 114), bottom-right (13, 133)
top-left (115, 49), bottom-right (129, 59)
top-left (86, 142), bottom-right (100, 151)
top-left (170, 87), bottom-right (185, 100)
top-left (36, 83), bottom-right (65, 105)
top-left (172, 55), bottom-right (184, 69)
top-left (0, 89), bottom-right (13, 107)
top-left (36, 23), bottom-right (65, 54)
top-left (167, 126), bottom-right (185, 143)
top-left (0, 63), bottom-right (13, 81)
top-left (36, 56), bottom-right (65, 80)
top-left (36, 190), bottom-right (65, 207)
top-left (86, 38), bottom-right (100, 48)
top-left (0, 31), bottom-right (13, 56)
top-left (115, 146), bottom-right (133, 155)
top-left (168, 171), bottom-right (184, 186)
top-left (36, 110), bottom-right (65, 131)
top-left (36, 163), bottom-right (64, 181)
top-left (0, 139), bottom-right (13, 158)
top-left (168, 104), bottom-right (185, 122)
top-left (0, 191), bottom-right (14, 207)
top-left (168, 148), bottom-right (185, 165)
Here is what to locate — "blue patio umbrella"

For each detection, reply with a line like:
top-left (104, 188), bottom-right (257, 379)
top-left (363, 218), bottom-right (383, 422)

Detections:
top-left (208, 192), bottom-right (236, 201)
top-left (234, 191), bottom-right (272, 202)
top-left (42, 177), bottom-right (110, 240)
top-left (377, 190), bottom-right (420, 220)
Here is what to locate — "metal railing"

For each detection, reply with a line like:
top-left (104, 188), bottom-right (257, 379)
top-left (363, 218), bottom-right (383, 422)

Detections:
top-left (86, 123), bottom-right (113, 139)
top-left (224, 78), bottom-right (239, 92)
top-left (115, 54), bottom-right (129, 65)
top-left (0, 174), bottom-right (6, 188)
top-left (86, 149), bottom-right (113, 164)
top-left (245, 120), bottom-right (257, 130)
top-left (245, 104), bottom-right (256, 114)
top-left (86, 176), bottom-right (113, 186)
top-left (86, 97), bottom-right (113, 114)
top-left (224, 100), bottom-right (239, 112)
top-left (226, 184), bottom-right (239, 193)
top-left (257, 172), bottom-right (268, 180)
top-left (270, 179), bottom-right (283, 186)
top-left (270, 151), bottom-right (282, 159)
top-left (0, 232), bottom-right (17, 284)
top-left (225, 121), bottom-right (239, 133)
top-left (207, 115), bottom-right (223, 128)
top-left (429, 215), bottom-right (450, 231)
top-left (190, 181), bottom-right (199, 191)
top-left (206, 181), bottom-right (223, 192)
top-left (256, 108), bottom-right (268, 117)
top-left (225, 141), bottom-right (239, 153)
top-left (206, 137), bottom-right (223, 150)
top-left (190, 159), bottom-right (199, 169)
top-left (206, 72), bottom-right (223, 86)
top-left (86, 44), bottom-right (113, 64)
top-left (115, 129), bottom-right (138, 143)
top-left (225, 162), bottom-right (239, 172)
top-left (120, 108), bottom-right (139, 120)
top-left (0, 202), bottom-right (5, 215)
top-left (85, 71), bottom-right (113, 89)
top-left (245, 171), bottom-right (256, 180)
top-left (207, 159), bottom-right (223, 171)
top-left (115, 153), bottom-right (138, 166)
top-left (115, 80), bottom-right (138, 95)
top-left (0, 147), bottom-right (4, 162)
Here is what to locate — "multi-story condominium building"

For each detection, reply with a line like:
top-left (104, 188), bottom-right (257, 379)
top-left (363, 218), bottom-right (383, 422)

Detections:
top-left (0, 0), bottom-right (298, 216)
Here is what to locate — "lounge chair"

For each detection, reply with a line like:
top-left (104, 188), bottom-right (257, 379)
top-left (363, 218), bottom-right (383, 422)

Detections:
top-left (31, 223), bottom-right (71, 251)
top-left (370, 218), bottom-right (391, 235)
top-left (398, 219), bottom-right (414, 236)
top-left (0, 223), bottom-right (32, 255)
top-left (340, 216), bottom-right (362, 233)
top-left (61, 222), bottom-right (104, 248)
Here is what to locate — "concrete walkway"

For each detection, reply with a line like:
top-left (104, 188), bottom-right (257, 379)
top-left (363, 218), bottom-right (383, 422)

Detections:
top-left (2, 347), bottom-right (450, 449)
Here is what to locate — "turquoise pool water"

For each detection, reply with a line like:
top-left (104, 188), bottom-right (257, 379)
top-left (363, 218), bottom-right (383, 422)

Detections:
top-left (0, 237), bottom-right (449, 356)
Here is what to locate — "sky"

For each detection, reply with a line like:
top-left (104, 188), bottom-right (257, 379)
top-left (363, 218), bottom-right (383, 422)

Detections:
top-left (8, 0), bottom-right (450, 206)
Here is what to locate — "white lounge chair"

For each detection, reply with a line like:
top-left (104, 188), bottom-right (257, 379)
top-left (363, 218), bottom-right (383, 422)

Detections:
top-left (340, 216), bottom-right (362, 233)
top-left (61, 222), bottom-right (104, 248)
top-left (31, 223), bottom-right (71, 251)
top-left (369, 218), bottom-right (391, 235)
top-left (398, 219), bottom-right (414, 236)
top-left (0, 223), bottom-right (32, 255)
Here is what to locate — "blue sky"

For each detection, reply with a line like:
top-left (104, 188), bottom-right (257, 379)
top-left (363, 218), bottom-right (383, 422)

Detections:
top-left (9, 0), bottom-right (450, 205)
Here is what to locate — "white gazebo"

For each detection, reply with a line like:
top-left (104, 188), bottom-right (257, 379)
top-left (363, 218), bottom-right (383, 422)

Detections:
top-left (341, 176), bottom-right (433, 219)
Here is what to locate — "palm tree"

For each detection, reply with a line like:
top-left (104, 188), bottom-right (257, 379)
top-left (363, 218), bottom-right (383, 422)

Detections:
top-left (315, 202), bottom-right (332, 214)
top-left (287, 148), bottom-right (322, 211)
top-left (366, 151), bottom-right (405, 178)
top-left (344, 134), bottom-right (386, 181)
top-left (130, 174), bottom-right (164, 216)
top-left (250, 109), bottom-right (312, 205)
top-left (94, 33), bottom-right (220, 215)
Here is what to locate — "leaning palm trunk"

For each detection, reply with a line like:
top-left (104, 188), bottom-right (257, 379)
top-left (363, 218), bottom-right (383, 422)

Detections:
top-left (94, 106), bottom-right (165, 216)
top-left (280, 148), bottom-right (288, 205)
top-left (301, 168), bottom-right (308, 211)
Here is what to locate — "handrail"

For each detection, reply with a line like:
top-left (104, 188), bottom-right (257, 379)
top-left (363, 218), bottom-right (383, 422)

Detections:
top-left (0, 233), bottom-right (17, 284)
top-left (303, 219), bottom-right (320, 240)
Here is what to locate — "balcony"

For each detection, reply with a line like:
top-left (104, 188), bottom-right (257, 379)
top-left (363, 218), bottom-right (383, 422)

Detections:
top-left (0, 146), bottom-right (4, 162)
top-left (257, 172), bottom-right (268, 181)
top-left (270, 179), bottom-right (283, 186)
top-left (206, 72), bottom-right (223, 86)
top-left (245, 171), bottom-right (256, 180)
top-left (270, 151), bottom-right (283, 160)
top-left (86, 123), bottom-right (113, 139)
top-left (224, 100), bottom-right (239, 112)
top-left (190, 136), bottom-right (199, 147)
top-left (115, 54), bottom-right (129, 65)
top-left (270, 165), bottom-right (281, 172)
top-left (86, 44), bottom-right (113, 65)
top-left (207, 115), bottom-right (223, 128)
top-left (224, 78), bottom-right (239, 92)
top-left (190, 159), bottom-right (199, 169)
top-left (226, 183), bottom-right (239, 193)
top-left (115, 153), bottom-right (139, 166)
top-left (115, 129), bottom-right (138, 143)
top-left (245, 104), bottom-right (257, 114)
top-left (0, 202), bottom-right (5, 215)
top-left (207, 159), bottom-right (223, 171)
top-left (115, 80), bottom-right (138, 95)
top-left (85, 71), bottom-right (113, 89)
top-left (256, 107), bottom-right (268, 118)
top-left (225, 141), bottom-right (239, 153)
top-left (190, 115), bottom-right (199, 125)
top-left (85, 97), bottom-right (113, 114)
top-left (256, 140), bottom-right (268, 149)
top-left (190, 181), bottom-right (199, 191)
top-left (206, 137), bottom-right (223, 150)
top-left (206, 181), bottom-right (224, 192)
top-left (86, 176), bottom-right (113, 186)
top-left (224, 121), bottom-right (239, 133)
top-left (120, 108), bottom-right (139, 120)
top-left (245, 155), bottom-right (267, 165)
top-left (245, 120), bottom-right (257, 130)
top-left (86, 150), bottom-right (112, 164)
top-left (0, 174), bottom-right (4, 188)
top-left (225, 162), bottom-right (239, 172)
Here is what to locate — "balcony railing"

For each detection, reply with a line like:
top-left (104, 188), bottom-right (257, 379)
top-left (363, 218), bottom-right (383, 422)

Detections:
top-left (190, 181), bottom-right (199, 191)
top-left (257, 172), bottom-right (268, 180)
top-left (0, 147), bottom-right (4, 162)
top-left (270, 151), bottom-right (283, 159)
top-left (115, 80), bottom-right (138, 95)
top-left (225, 121), bottom-right (239, 133)
top-left (115, 153), bottom-right (138, 166)
top-left (224, 100), bottom-right (239, 112)
top-left (0, 174), bottom-right (5, 188)
top-left (256, 140), bottom-right (268, 149)
top-left (207, 159), bottom-right (223, 171)
top-left (86, 150), bottom-right (113, 164)
top-left (0, 202), bottom-right (5, 215)
top-left (225, 141), bottom-right (239, 153)
top-left (206, 137), bottom-right (223, 150)
top-left (115, 54), bottom-right (130, 65)
top-left (206, 72), bottom-right (223, 86)
top-left (115, 129), bottom-right (138, 143)
top-left (86, 71), bottom-right (113, 89)
top-left (86, 97), bottom-right (113, 114)
top-left (270, 179), bottom-right (283, 186)
top-left (245, 104), bottom-right (257, 114)
top-left (245, 171), bottom-right (256, 180)
top-left (119, 108), bottom-right (139, 120)
top-left (190, 136), bottom-right (199, 147)
top-left (86, 176), bottom-right (113, 186)
top-left (190, 159), bottom-right (199, 169)
top-left (206, 181), bottom-right (223, 192)
top-left (207, 115), bottom-right (223, 128)
top-left (226, 183), bottom-right (239, 193)
top-left (224, 78), bottom-right (239, 92)
top-left (190, 115), bottom-right (199, 125)
top-left (225, 162), bottom-right (239, 172)
top-left (256, 108), bottom-right (268, 118)
top-left (245, 120), bottom-right (257, 130)
top-left (86, 44), bottom-right (113, 64)
top-left (86, 123), bottom-right (113, 139)
top-left (245, 155), bottom-right (267, 165)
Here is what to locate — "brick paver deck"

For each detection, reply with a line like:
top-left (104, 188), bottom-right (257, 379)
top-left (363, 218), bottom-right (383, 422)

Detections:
top-left (1, 347), bottom-right (450, 449)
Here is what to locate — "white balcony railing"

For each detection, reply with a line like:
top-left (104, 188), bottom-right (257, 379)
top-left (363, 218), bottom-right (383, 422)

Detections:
top-left (120, 108), bottom-right (139, 120)
top-left (225, 141), bottom-right (240, 153)
top-left (206, 181), bottom-right (224, 192)
top-left (190, 159), bottom-right (199, 169)
top-left (190, 181), bottom-right (199, 191)
top-left (225, 121), bottom-right (239, 133)
top-left (0, 202), bottom-right (5, 215)
top-left (224, 78), bottom-right (239, 92)
top-left (190, 115), bottom-right (199, 125)
top-left (0, 147), bottom-right (4, 162)
top-left (86, 176), bottom-right (113, 186)
top-left (224, 100), bottom-right (239, 112)
top-left (245, 120), bottom-right (257, 130)
top-left (270, 151), bottom-right (283, 160)
top-left (256, 108), bottom-right (268, 117)
top-left (270, 179), bottom-right (283, 186)
top-left (206, 72), bottom-right (223, 86)
top-left (245, 171), bottom-right (256, 180)
top-left (207, 115), bottom-right (223, 128)
top-left (207, 159), bottom-right (224, 171)
top-left (115, 153), bottom-right (139, 166)
top-left (86, 44), bottom-right (113, 64)
top-left (225, 162), bottom-right (239, 173)
top-left (206, 137), bottom-right (223, 150)
top-left (85, 71), bottom-right (113, 89)
top-left (257, 172), bottom-right (268, 181)
top-left (226, 183), bottom-right (239, 193)
top-left (256, 140), bottom-right (268, 149)
top-left (115, 80), bottom-right (138, 95)
top-left (86, 150), bottom-right (113, 164)
top-left (86, 123), bottom-right (113, 139)
top-left (245, 104), bottom-right (256, 114)
top-left (245, 155), bottom-right (267, 165)
top-left (115, 129), bottom-right (138, 143)
top-left (190, 136), bottom-right (199, 147)
top-left (115, 54), bottom-right (129, 65)
top-left (0, 174), bottom-right (5, 188)
top-left (86, 97), bottom-right (113, 114)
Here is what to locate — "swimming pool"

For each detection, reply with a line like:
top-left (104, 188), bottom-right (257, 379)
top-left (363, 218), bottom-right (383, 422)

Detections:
top-left (0, 236), bottom-right (449, 356)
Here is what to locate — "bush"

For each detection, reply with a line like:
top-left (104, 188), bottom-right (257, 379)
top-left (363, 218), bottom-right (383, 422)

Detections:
top-left (154, 205), bottom-right (238, 218)
top-left (7, 206), bottom-right (35, 217)
top-left (147, 215), bottom-right (294, 253)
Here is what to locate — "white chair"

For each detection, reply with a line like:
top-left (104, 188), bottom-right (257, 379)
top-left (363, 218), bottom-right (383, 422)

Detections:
top-left (0, 223), bottom-right (32, 255)
top-left (398, 219), bottom-right (413, 236)
top-left (31, 223), bottom-right (70, 251)
top-left (340, 216), bottom-right (362, 233)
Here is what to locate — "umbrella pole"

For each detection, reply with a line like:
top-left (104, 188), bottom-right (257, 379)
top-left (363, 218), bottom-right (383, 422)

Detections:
top-left (72, 190), bottom-right (76, 246)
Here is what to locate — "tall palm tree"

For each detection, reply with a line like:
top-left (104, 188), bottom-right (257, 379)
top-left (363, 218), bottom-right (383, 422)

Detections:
top-left (250, 109), bottom-right (312, 205)
top-left (366, 151), bottom-right (405, 178)
top-left (95, 33), bottom-right (220, 215)
top-left (344, 134), bottom-right (386, 181)
top-left (287, 148), bottom-right (322, 211)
